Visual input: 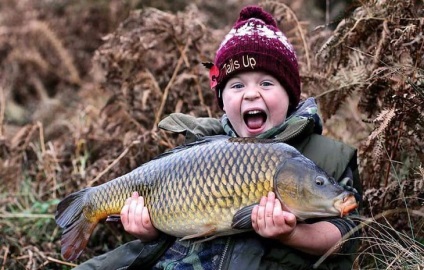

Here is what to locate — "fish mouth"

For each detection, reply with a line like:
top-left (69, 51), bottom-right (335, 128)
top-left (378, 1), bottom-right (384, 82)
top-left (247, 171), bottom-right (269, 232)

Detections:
top-left (243, 109), bottom-right (267, 130)
top-left (334, 193), bottom-right (358, 217)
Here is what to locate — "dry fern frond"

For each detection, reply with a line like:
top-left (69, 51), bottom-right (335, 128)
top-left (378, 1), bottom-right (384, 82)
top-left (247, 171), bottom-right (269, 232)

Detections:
top-left (367, 108), bottom-right (396, 142)
top-left (313, 0), bottom-right (423, 183)
top-left (307, 0), bottom-right (424, 228)
top-left (78, 6), bottom-right (222, 187)
top-left (27, 20), bottom-right (81, 85)
top-left (93, 6), bottom-right (217, 135)
top-left (261, 0), bottom-right (311, 71)
top-left (7, 49), bottom-right (50, 75)
top-left (316, 62), bottom-right (368, 120)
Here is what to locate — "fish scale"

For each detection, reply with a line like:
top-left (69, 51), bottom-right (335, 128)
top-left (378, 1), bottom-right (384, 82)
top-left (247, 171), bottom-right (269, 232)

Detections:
top-left (143, 139), bottom-right (284, 235)
top-left (55, 136), bottom-right (358, 261)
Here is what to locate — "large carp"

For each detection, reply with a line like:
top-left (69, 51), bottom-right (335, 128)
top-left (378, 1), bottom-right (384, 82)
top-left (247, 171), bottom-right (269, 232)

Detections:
top-left (55, 136), bottom-right (358, 261)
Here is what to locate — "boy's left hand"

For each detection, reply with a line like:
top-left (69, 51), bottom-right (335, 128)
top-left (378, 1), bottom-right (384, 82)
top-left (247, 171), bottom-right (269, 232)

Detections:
top-left (251, 191), bottom-right (297, 241)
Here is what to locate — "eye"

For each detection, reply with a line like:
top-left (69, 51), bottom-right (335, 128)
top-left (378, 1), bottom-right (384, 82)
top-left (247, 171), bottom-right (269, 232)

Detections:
top-left (231, 82), bottom-right (244, 89)
top-left (261, 80), bottom-right (273, 87)
top-left (315, 176), bottom-right (326, 186)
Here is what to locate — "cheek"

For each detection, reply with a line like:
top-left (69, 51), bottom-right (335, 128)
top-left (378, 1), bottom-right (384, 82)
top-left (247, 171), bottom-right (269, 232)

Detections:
top-left (267, 95), bottom-right (288, 109)
top-left (222, 93), bottom-right (239, 114)
top-left (264, 93), bottom-right (289, 122)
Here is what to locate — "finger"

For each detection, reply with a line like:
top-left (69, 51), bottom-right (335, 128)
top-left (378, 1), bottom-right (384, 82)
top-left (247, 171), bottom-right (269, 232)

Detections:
top-left (134, 196), bottom-right (145, 226)
top-left (268, 191), bottom-right (276, 199)
top-left (141, 207), bottom-right (152, 228)
top-left (128, 196), bottom-right (139, 226)
top-left (272, 199), bottom-right (286, 226)
top-left (120, 197), bottom-right (132, 226)
top-left (251, 205), bottom-right (259, 231)
top-left (265, 192), bottom-right (276, 227)
top-left (127, 191), bottom-right (139, 226)
top-left (283, 211), bottom-right (297, 227)
top-left (257, 196), bottom-right (267, 229)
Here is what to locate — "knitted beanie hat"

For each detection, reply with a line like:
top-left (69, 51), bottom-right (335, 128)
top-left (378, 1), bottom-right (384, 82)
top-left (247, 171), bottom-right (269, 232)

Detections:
top-left (210, 6), bottom-right (300, 109)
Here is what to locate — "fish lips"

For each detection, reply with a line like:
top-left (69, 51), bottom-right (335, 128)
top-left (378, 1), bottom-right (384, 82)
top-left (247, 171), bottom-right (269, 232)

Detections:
top-left (334, 192), bottom-right (358, 217)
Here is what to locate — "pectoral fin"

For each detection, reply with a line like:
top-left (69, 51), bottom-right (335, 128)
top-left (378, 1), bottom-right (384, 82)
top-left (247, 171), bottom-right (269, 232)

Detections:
top-left (231, 204), bottom-right (256, 230)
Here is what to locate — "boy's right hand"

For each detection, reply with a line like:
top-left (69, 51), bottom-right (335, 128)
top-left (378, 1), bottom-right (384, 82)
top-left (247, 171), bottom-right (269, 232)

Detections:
top-left (120, 191), bottom-right (160, 242)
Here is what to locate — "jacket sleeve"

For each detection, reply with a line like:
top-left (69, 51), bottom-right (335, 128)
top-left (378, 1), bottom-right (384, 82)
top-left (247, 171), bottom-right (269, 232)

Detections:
top-left (158, 113), bottom-right (224, 143)
top-left (294, 134), bottom-right (362, 254)
top-left (325, 165), bottom-right (362, 254)
top-left (72, 234), bottom-right (175, 270)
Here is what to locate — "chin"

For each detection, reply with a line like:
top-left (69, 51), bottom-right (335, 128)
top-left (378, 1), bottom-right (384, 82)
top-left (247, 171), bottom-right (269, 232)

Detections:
top-left (244, 127), bottom-right (266, 137)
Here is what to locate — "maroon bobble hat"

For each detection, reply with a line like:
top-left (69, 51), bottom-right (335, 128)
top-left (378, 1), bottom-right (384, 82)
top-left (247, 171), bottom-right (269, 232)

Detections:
top-left (210, 6), bottom-right (300, 109)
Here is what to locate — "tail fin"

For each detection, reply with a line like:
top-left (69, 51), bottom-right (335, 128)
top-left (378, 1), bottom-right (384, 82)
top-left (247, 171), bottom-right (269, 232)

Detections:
top-left (55, 188), bottom-right (98, 261)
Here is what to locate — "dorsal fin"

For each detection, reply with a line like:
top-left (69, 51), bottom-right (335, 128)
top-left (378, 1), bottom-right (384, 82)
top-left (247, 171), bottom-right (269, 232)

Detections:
top-left (152, 135), bottom-right (231, 160)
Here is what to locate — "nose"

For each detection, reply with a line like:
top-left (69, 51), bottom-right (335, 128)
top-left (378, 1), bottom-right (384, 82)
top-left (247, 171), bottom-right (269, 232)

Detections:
top-left (243, 86), bottom-right (260, 100)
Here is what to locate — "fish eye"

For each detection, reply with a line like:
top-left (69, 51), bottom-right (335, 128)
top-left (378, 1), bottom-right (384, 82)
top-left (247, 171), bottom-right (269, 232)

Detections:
top-left (315, 176), bottom-right (326, 186)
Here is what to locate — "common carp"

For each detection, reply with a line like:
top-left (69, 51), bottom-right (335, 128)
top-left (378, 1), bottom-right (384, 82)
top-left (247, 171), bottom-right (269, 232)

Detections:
top-left (55, 136), bottom-right (358, 261)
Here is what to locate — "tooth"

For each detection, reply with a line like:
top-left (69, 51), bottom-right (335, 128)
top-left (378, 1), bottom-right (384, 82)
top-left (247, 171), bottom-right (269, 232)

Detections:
top-left (247, 110), bottom-right (261, 114)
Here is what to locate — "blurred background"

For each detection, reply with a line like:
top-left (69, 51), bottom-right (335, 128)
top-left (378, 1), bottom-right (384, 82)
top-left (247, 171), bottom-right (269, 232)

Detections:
top-left (0, 0), bottom-right (423, 269)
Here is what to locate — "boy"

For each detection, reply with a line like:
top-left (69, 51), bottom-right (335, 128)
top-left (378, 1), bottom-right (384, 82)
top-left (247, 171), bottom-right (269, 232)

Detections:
top-left (76, 6), bottom-right (361, 270)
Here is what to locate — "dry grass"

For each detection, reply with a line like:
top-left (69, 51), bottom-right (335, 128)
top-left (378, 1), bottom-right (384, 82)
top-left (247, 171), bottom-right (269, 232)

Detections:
top-left (355, 209), bottom-right (424, 269)
top-left (0, 0), bottom-right (423, 269)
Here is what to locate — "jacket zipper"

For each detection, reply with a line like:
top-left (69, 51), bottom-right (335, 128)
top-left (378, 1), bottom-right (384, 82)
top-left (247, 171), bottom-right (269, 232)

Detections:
top-left (218, 237), bottom-right (233, 270)
top-left (278, 117), bottom-right (312, 143)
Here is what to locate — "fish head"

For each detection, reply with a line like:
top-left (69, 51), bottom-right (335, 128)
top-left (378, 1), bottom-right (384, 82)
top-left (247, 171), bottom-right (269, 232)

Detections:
top-left (274, 157), bottom-right (358, 220)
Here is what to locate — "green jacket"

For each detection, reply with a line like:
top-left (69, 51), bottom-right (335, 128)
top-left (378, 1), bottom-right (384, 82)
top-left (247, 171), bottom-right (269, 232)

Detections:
top-left (75, 100), bottom-right (361, 270)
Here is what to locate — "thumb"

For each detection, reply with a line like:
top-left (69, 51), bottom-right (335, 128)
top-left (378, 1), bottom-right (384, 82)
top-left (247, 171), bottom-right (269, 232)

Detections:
top-left (283, 211), bottom-right (297, 226)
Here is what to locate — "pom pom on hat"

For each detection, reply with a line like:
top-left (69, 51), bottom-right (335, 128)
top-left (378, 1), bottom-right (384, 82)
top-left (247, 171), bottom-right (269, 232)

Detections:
top-left (211, 6), bottom-right (300, 110)
top-left (237, 6), bottom-right (277, 28)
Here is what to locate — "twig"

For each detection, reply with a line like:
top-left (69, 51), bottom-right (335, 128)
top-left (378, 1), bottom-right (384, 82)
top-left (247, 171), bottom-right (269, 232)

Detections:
top-left (88, 140), bottom-right (141, 187)
top-left (408, 78), bottom-right (424, 99)
top-left (314, 82), bottom-right (362, 98)
top-left (144, 68), bottom-right (162, 96)
top-left (153, 38), bottom-right (191, 127)
top-left (1, 245), bottom-right (9, 270)
top-left (372, 20), bottom-right (389, 70)
top-left (36, 121), bottom-right (46, 155)
top-left (194, 73), bottom-right (205, 106)
top-left (0, 86), bottom-right (4, 138)
top-left (384, 122), bottom-right (402, 187)
top-left (264, 1), bottom-right (311, 71)
top-left (46, 256), bottom-right (78, 268)
top-left (0, 213), bottom-right (54, 219)
top-left (25, 249), bottom-right (33, 270)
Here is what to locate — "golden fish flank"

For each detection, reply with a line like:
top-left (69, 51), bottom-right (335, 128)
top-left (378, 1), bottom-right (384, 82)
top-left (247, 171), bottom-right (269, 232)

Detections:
top-left (55, 136), bottom-right (358, 261)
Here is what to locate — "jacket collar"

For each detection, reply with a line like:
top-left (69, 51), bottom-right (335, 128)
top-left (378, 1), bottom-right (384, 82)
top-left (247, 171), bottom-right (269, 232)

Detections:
top-left (221, 97), bottom-right (323, 140)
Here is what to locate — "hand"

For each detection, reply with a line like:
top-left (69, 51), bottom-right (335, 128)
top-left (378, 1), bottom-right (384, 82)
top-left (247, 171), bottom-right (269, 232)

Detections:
top-left (120, 191), bottom-right (159, 242)
top-left (251, 191), bottom-right (297, 242)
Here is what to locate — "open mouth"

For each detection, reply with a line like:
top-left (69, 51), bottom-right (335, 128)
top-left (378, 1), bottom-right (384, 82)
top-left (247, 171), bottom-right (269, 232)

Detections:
top-left (243, 110), bottom-right (267, 130)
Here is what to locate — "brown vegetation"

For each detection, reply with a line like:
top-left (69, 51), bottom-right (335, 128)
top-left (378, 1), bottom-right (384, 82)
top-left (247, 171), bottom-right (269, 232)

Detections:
top-left (0, 0), bottom-right (422, 269)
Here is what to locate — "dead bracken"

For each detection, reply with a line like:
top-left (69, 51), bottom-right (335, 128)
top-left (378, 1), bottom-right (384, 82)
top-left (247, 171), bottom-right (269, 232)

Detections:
top-left (0, 0), bottom-right (422, 269)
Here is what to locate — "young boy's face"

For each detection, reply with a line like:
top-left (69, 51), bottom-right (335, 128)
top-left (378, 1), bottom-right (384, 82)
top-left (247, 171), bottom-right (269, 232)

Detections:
top-left (221, 71), bottom-right (290, 137)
